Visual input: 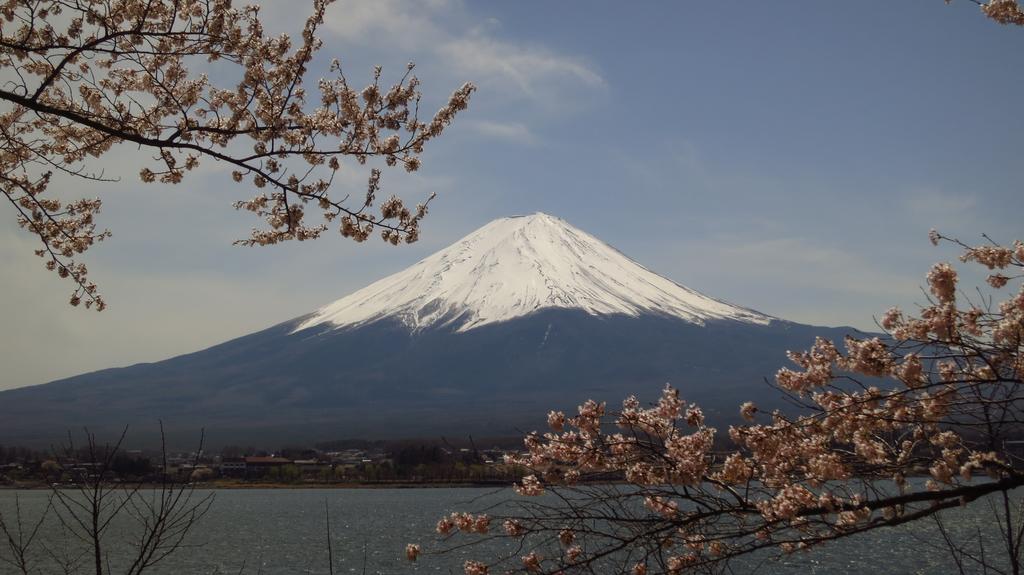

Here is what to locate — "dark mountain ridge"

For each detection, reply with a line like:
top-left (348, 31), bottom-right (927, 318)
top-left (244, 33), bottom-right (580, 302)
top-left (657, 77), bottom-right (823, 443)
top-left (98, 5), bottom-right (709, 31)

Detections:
top-left (0, 309), bottom-right (859, 448)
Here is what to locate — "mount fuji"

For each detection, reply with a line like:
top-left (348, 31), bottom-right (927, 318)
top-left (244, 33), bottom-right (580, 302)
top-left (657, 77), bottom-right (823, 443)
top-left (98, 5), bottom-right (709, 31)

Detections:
top-left (0, 214), bottom-right (860, 446)
top-left (295, 213), bottom-right (771, 333)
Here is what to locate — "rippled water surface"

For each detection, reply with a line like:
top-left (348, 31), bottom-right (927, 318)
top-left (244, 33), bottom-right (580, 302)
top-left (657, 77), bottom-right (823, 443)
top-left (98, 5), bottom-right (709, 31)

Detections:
top-left (0, 487), bottom-right (1016, 574)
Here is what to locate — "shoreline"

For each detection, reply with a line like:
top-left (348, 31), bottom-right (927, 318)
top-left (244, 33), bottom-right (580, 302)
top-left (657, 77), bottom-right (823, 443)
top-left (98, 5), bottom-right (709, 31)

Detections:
top-left (1, 479), bottom-right (517, 490)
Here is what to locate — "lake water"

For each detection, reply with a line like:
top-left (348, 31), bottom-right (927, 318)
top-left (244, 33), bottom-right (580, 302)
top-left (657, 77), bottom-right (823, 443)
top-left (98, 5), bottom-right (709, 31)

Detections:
top-left (0, 486), bottom-right (1016, 574)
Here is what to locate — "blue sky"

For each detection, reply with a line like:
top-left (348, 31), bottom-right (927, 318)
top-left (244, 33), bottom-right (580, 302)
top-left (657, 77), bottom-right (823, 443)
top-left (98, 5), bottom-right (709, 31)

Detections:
top-left (1, 0), bottom-right (1021, 390)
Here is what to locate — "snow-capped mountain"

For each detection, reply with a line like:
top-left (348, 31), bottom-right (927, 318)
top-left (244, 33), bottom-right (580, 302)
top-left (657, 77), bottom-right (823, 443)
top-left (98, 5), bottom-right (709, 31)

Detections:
top-left (296, 213), bottom-right (770, 333)
top-left (0, 214), bottom-right (861, 447)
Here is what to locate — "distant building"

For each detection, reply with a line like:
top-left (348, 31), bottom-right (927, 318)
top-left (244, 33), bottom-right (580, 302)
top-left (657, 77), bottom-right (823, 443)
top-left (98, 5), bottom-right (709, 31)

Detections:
top-left (243, 456), bottom-right (292, 478)
top-left (293, 459), bottom-right (329, 473)
top-left (220, 458), bottom-right (246, 477)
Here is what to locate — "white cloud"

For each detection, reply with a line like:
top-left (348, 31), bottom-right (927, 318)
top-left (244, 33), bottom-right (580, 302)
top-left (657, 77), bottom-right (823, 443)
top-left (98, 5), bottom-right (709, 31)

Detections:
top-left (321, 0), bottom-right (449, 49)
top-left (318, 0), bottom-right (603, 104)
top-left (637, 233), bottom-right (923, 330)
top-left (707, 237), bottom-right (917, 298)
top-left (901, 187), bottom-right (978, 232)
top-left (467, 120), bottom-right (536, 145)
top-left (437, 33), bottom-right (604, 100)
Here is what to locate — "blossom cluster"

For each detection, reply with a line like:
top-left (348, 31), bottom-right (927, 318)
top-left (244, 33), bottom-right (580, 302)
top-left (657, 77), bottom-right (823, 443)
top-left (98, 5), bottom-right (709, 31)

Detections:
top-left (436, 512), bottom-right (491, 536)
top-left (506, 386), bottom-right (717, 493)
top-left (979, 0), bottom-right (1024, 25)
top-left (0, 0), bottom-right (473, 307)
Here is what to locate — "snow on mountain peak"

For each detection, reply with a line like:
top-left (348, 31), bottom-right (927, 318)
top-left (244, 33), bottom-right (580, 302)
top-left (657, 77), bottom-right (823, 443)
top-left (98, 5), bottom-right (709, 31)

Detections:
top-left (293, 212), bottom-right (772, 333)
